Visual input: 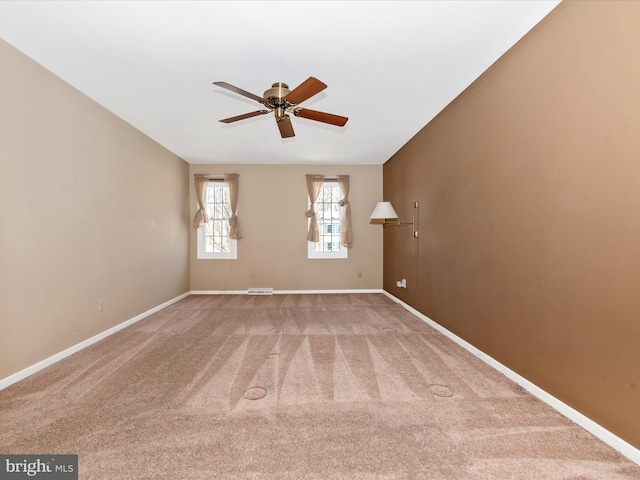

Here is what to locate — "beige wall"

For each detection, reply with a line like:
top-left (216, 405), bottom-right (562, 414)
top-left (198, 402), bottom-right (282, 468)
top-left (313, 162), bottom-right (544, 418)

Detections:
top-left (0, 39), bottom-right (190, 380)
top-left (189, 164), bottom-right (383, 291)
top-left (383, 0), bottom-right (640, 448)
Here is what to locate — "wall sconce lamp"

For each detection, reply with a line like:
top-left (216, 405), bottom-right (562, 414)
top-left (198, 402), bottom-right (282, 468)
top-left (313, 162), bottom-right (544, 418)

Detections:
top-left (370, 201), bottom-right (419, 238)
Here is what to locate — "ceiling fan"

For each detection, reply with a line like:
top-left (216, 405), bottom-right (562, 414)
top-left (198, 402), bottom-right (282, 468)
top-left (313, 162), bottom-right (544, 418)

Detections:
top-left (213, 77), bottom-right (348, 138)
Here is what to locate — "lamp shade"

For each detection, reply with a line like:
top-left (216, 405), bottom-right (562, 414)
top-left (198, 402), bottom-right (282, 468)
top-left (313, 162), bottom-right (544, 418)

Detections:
top-left (370, 201), bottom-right (399, 220)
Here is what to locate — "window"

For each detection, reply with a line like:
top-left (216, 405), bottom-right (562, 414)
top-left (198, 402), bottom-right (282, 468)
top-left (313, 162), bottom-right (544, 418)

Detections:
top-left (197, 182), bottom-right (237, 259)
top-left (308, 181), bottom-right (347, 259)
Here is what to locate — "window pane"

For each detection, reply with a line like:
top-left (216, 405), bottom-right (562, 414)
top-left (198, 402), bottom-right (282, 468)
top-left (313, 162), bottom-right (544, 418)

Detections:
top-left (204, 184), bottom-right (231, 254)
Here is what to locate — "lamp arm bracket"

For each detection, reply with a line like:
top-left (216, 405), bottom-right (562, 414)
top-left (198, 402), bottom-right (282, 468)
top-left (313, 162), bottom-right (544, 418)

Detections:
top-left (377, 201), bottom-right (418, 238)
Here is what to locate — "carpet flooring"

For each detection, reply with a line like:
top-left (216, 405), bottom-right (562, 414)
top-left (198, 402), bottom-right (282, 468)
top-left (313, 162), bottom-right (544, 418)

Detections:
top-left (1, 293), bottom-right (639, 479)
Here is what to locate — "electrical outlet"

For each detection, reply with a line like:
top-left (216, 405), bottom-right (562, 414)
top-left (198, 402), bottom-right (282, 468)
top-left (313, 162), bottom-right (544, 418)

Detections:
top-left (98, 299), bottom-right (105, 312)
top-left (357, 270), bottom-right (362, 278)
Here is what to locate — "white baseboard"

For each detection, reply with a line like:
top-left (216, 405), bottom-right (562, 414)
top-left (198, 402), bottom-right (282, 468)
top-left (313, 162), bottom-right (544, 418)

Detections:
top-left (191, 289), bottom-right (385, 295)
top-left (190, 290), bottom-right (246, 295)
top-left (381, 291), bottom-right (640, 466)
top-left (0, 292), bottom-right (190, 391)
top-left (274, 289), bottom-right (384, 295)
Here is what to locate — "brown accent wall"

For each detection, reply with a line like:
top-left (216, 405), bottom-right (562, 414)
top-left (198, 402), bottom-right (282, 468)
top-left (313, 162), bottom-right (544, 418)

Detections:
top-left (383, 0), bottom-right (640, 448)
top-left (189, 164), bottom-right (383, 291)
top-left (0, 39), bottom-right (190, 380)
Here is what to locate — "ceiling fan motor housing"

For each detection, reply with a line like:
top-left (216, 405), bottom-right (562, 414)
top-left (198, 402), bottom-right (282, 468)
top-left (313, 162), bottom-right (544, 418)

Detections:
top-left (264, 82), bottom-right (291, 119)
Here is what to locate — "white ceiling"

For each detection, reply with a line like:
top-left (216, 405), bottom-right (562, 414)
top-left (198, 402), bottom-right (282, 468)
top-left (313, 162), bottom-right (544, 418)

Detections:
top-left (0, 1), bottom-right (560, 165)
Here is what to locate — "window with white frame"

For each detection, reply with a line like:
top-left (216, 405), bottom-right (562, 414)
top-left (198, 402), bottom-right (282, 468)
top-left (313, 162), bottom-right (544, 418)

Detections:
top-left (308, 181), bottom-right (347, 259)
top-left (197, 182), bottom-right (237, 259)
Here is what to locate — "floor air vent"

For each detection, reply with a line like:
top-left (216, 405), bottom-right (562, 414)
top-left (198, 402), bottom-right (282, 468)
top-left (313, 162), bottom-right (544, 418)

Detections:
top-left (247, 288), bottom-right (273, 296)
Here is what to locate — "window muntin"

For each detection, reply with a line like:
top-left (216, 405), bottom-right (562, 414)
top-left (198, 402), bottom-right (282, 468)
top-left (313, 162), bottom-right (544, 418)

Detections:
top-left (308, 181), bottom-right (347, 259)
top-left (197, 182), bottom-right (237, 259)
top-left (323, 223), bottom-right (340, 235)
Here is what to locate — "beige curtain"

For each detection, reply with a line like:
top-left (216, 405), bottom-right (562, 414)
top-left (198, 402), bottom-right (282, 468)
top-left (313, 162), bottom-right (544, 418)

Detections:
top-left (193, 175), bottom-right (209, 229)
top-left (224, 173), bottom-right (241, 240)
top-left (305, 174), bottom-right (325, 242)
top-left (337, 175), bottom-right (352, 248)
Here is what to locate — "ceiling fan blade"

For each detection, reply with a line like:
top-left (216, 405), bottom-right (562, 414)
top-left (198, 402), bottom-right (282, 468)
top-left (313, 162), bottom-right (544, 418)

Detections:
top-left (213, 81), bottom-right (266, 103)
top-left (276, 115), bottom-right (295, 138)
top-left (285, 77), bottom-right (327, 105)
top-left (219, 110), bottom-right (270, 123)
top-left (294, 108), bottom-right (349, 127)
